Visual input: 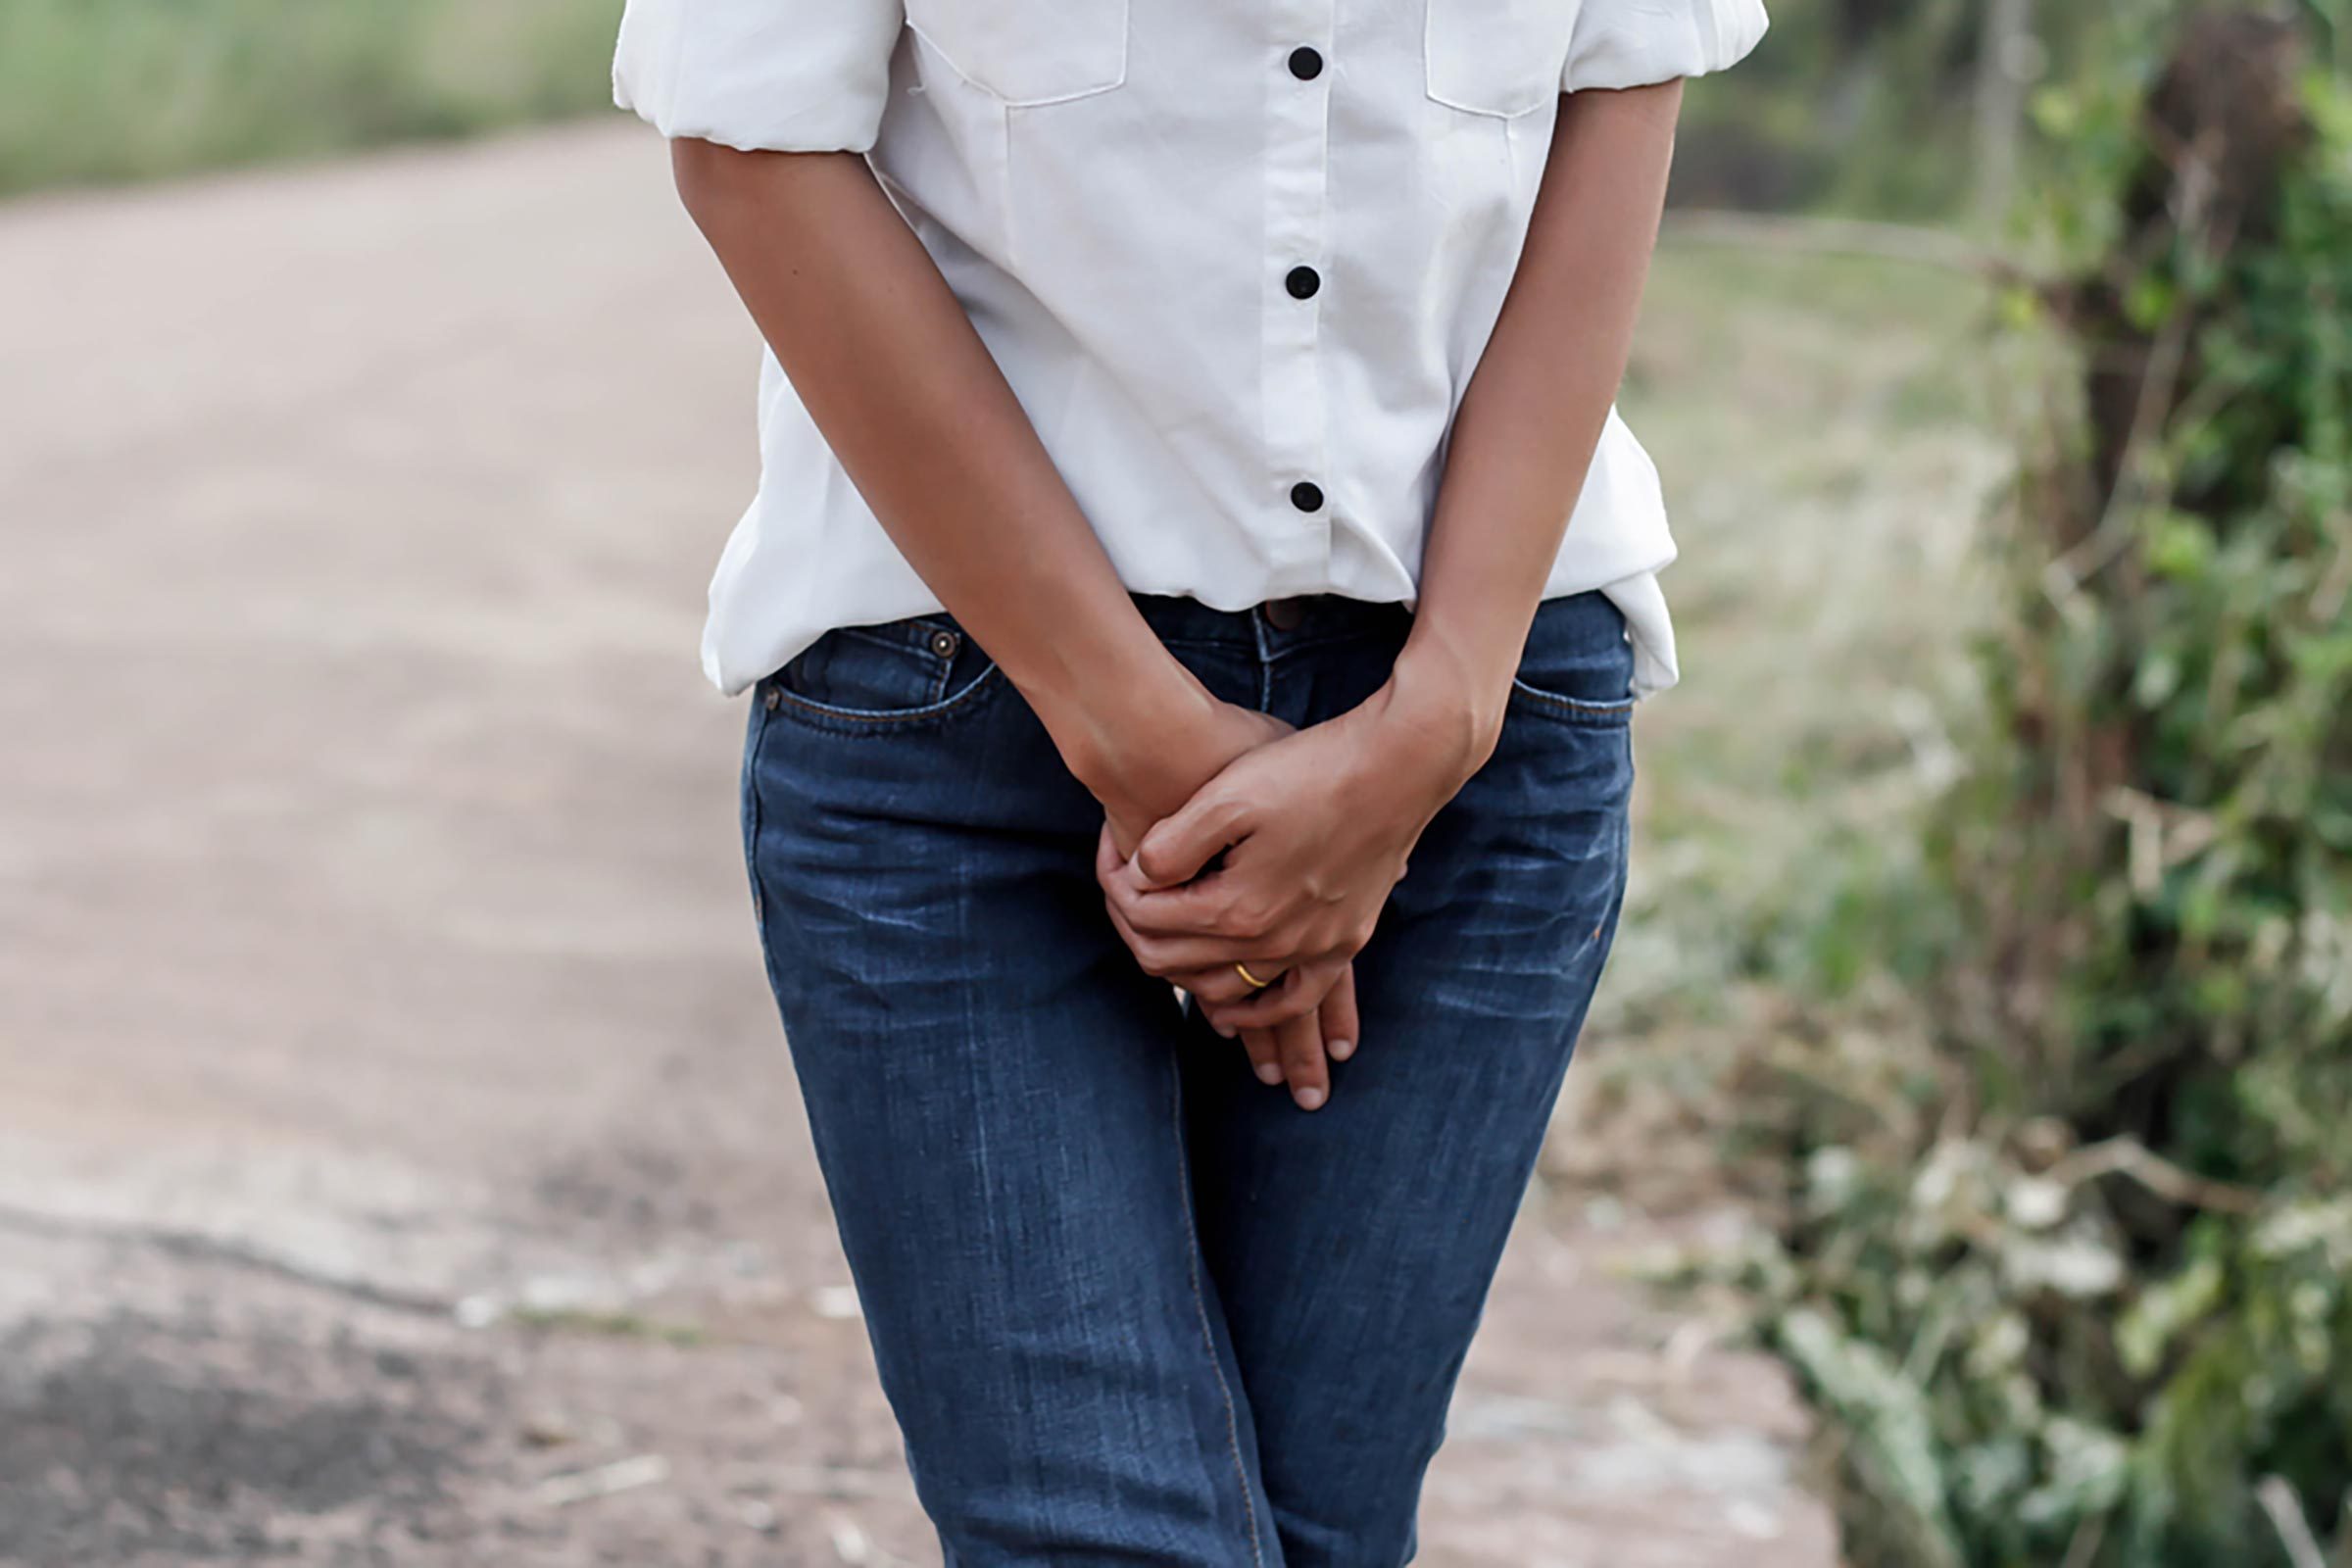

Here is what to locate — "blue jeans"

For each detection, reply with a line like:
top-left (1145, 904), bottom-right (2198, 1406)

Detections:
top-left (742, 592), bottom-right (1635, 1566)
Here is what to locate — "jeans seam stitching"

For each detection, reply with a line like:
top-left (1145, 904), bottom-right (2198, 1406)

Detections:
top-left (741, 703), bottom-right (786, 994)
top-left (1168, 1058), bottom-right (1265, 1567)
top-left (770, 665), bottom-right (1003, 729)
top-left (1506, 680), bottom-right (1637, 721)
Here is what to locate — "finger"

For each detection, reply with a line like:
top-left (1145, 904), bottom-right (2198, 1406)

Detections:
top-left (1096, 888), bottom-right (1270, 963)
top-left (1101, 892), bottom-right (1160, 975)
top-left (1123, 909), bottom-right (1273, 956)
top-left (1203, 960), bottom-right (1344, 1031)
top-left (1108, 895), bottom-right (1295, 985)
top-left (1122, 878), bottom-right (1289, 947)
top-left (1101, 842), bottom-right (1259, 949)
top-left (1238, 1026), bottom-right (1284, 1086)
top-left (1277, 1011), bottom-right (1329, 1111)
top-left (1102, 832), bottom-right (1215, 978)
top-left (1169, 963), bottom-right (1275, 1006)
top-left (1095, 851), bottom-right (1153, 953)
top-left (1098, 821), bottom-right (1168, 905)
top-left (1201, 983), bottom-right (1320, 1032)
top-left (1133, 786), bottom-right (1251, 889)
top-left (1319, 964), bottom-right (1359, 1062)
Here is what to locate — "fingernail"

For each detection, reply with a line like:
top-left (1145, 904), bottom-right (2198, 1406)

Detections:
top-left (1254, 1063), bottom-right (1284, 1086)
top-left (1294, 1087), bottom-right (1326, 1111)
top-left (1327, 1038), bottom-right (1354, 1061)
top-left (1217, 1023), bottom-right (1238, 1040)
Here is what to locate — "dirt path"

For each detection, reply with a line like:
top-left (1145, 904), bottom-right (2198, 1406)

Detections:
top-left (0, 123), bottom-right (1838, 1567)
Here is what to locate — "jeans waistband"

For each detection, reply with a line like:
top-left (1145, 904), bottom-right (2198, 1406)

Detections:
top-left (1132, 594), bottom-right (1412, 653)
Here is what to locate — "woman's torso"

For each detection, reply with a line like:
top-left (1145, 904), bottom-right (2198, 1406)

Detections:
top-left (619, 0), bottom-right (1767, 694)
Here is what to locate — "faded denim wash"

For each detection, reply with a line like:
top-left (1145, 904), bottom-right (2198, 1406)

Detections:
top-left (742, 591), bottom-right (1636, 1567)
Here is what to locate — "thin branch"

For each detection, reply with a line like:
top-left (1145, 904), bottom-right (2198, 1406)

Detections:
top-left (2258, 1476), bottom-right (2328, 1568)
top-left (2059, 1510), bottom-right (2109, 1568)
top-left (2041, 131), bottom-right (2248, 610)
top-left (2048, 1138), bottom-right (2263, 1214)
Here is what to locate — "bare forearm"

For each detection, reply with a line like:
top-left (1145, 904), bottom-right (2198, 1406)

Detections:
top-left (670, 142), bottom-right (1212, 769)
top-left (1389, 81), bottom-right (1685, 763)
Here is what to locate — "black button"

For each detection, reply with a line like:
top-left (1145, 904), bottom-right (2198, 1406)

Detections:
top-left (1288, 46), bottom-right (1323, 81)
top-left (1290, 481), bottom-right (1324, 514)
top-left (1261, 598), bottom-right (1306, 632)
top-left (1285, 266), bottom-right (1321, 300)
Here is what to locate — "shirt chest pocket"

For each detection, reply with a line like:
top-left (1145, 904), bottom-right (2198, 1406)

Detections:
top-left (1425, 0), bottom-right (1585, 118)
top-left (905, 0), bottom-right (1130, 106)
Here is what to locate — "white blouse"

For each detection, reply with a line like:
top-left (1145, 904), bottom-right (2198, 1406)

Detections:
top-left (614, 0), bottom-right (1768, 696)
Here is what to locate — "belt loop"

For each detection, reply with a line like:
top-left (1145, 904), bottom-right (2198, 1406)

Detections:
top-left (1249, 606), bottom-right (1276, 711)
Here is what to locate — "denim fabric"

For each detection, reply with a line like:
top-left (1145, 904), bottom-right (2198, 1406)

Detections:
top-left (742, 592), bottom-right (1636, 1567)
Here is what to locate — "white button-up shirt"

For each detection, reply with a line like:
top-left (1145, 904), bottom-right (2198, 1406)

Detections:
top-left (615, 0), bottom-right (1767, 696)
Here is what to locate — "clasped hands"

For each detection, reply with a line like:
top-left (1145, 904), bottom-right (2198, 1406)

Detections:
top-left (1073, 665), bottom-right (1496, 1112)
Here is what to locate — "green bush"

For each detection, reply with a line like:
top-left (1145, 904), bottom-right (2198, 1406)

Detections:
top-left (1727, 7), bottom-right (2352, 1564)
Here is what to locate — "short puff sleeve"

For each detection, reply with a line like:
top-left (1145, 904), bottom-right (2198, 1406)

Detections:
top-left (1561, 0), bottom-right (1769, 94)
top-left (613, 0), bottom-right (906, 154)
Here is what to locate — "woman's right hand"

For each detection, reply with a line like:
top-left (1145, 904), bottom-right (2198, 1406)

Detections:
top-left (1058, 687), bottom-right (1358, 1112)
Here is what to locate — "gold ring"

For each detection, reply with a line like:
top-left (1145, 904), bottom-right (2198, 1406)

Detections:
top-left (1235, 961), bottom-right (1274, 991)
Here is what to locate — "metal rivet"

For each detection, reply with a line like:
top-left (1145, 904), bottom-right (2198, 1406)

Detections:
top-left (763, 687), bottom-right (781, 711)
top-left (930, 629), bottom-right (960, 658)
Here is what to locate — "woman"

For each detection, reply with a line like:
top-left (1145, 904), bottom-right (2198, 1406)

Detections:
top-left (614, 0), bottom-right (1765, 1560)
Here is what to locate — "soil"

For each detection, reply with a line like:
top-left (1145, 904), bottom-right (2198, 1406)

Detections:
top-left (0, 123), bottom-right (1839, 1568)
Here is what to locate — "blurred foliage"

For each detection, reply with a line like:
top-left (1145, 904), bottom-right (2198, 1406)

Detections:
top-left (0, 0), bottom-right (622, 196)
top-left (1699, 6), bottom-right (2352, 1565)
top-left (1674, 0), bottom-right (2105, 216)
top-left (1678, 0), bottom-right (2342, 219)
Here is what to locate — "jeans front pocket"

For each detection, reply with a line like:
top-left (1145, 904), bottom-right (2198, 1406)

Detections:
top-left (906, 0), bottom-right (1130, 106)
top-left (1425, 0), bottom-right (1584, 119)
top-left (1507, 591), bottom-right (1638, 725)
top-left (765, 617), bottom-right (1004, 735)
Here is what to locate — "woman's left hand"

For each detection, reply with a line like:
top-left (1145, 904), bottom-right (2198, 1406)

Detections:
top-left (1097, 675), bottom-right (1496, 1032)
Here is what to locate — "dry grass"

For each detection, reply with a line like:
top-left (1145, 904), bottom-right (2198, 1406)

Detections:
top-left (0, 0), bottom-right (623, 197)
top-left (1548, 242), bottom-right (2015, 1206)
